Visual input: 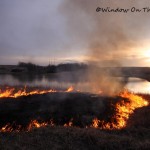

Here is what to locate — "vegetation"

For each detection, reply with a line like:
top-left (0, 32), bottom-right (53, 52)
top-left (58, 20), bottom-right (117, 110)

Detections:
top-left (0, 127), bottom-right (149, 150)
top-left (1, 62), bottom-right (150, 83)
top-left (0, 92), bottom-right (149, 150)
top-left (18, 62), bottom-right (88, 73)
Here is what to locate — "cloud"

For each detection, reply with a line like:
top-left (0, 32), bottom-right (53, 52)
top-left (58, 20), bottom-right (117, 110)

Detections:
top-left (0, 0), bottom-right (150, 66)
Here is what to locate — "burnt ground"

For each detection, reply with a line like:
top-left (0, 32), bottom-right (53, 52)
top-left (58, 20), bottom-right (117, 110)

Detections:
top-left (0, 92), bottom-right (149, 150)
top-left (0, 92), bottom-right (124, 129)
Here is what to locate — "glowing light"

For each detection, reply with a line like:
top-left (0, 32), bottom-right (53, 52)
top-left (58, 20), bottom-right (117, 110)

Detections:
top-left (142, 49), bottom-right (150, 59)
top-left (0, 86), bottom-right (76, 98)
top-left (66, 86), bottom-right (74, 92)
top-left (0, 88), bottom-right (149, 132)
top-left (90, 90), bottom-right (149, 129)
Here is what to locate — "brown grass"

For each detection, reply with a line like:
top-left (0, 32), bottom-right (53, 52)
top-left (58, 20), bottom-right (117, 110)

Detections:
top-left (0, 126), bottom-right (150, 150)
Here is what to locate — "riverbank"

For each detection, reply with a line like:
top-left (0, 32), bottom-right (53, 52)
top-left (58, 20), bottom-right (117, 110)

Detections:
top-left (1, 64), bottom-right (150, 82)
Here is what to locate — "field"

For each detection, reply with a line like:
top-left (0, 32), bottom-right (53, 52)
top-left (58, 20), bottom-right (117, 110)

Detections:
top-left (0, 92), bottom-right (149, 150)
top-left (0, 126), bottom-right (149, 150)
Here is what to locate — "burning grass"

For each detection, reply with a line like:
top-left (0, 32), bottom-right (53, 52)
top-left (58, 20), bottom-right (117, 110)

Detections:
top-left (0, 87), bottom-right (149, 132)
top-left (0, 87), bottom-right (149, 149)
top-left (0, 86), bottom-right (75, 98)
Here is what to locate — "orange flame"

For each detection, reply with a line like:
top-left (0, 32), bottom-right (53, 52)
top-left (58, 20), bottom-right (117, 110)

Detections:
top-left (115, 90), bottom-right (148, 128)
top-left (27, 120), bottom-right (48, 131)
top-left (64, 118), bottom-right (73, 127)
top-left (90, 118), bottom-right (100, 128)
top-left (0, 89), bottom-right (149, 132)
top-left (0, 86), bottom-right (75, 98)
top-left (90, 90), bottom-right (149, 129)
top-left (0, 119), bottom-right (55, 133)
top-left (0, 124), bottom-right (14, 132)
top-left (66, 86), bottom-right (74, 92)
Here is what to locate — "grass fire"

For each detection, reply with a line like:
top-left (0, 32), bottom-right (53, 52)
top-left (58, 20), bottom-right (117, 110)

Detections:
top-left (0, 86), bottom-right (148, 133)
top-left (1, 0), bottom-right (150, 149)
top-left (0, 86), bottom-right (75, 98)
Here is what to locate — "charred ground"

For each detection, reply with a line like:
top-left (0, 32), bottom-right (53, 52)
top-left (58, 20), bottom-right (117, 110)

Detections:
top-left (0, 92), bottom-right (149, 150)
top-left (0, 92), bottom-right (125, 129)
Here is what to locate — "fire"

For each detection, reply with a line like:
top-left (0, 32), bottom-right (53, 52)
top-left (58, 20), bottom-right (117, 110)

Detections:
top-left (0, 86), bottom-right (75, 98)
top-left (0, 119), bottom-right (55, 133)
top-left (0, 88), bottom-right (149, 132)
top-left (64, 118), bottom-right (73, 127)
top-left (115, 90), bottom-right (149, 128)
top-left (0, 124), bottom-right (14, 132)
top-left (27, 120), bottom-right (48, 131)
top-left (90, 90), bottom-right (149, 129)
top-left (66, 86), bottom-right (74, 92)
top-left (91, 118), bottom-right (100, 128)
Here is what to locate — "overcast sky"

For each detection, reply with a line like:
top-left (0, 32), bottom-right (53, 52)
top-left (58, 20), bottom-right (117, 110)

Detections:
top-left (0, 0), bottom-right (150, 66)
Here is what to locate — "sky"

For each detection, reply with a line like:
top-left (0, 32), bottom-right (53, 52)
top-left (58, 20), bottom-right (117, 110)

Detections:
top-left (0, 0), bottom-right (150, 66)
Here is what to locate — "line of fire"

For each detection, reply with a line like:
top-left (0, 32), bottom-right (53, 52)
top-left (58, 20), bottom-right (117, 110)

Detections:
top-left (0, 82), bottom-right (149, 132)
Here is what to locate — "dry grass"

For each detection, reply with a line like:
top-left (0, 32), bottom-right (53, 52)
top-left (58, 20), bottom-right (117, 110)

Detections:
top-left (0, 126), bottom-right (150, 150)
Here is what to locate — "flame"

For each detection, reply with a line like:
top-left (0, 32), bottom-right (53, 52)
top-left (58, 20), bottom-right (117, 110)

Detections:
top-left (66, 86), bottom-right (74, 92)
top-left (64, 118), bottom-right (73, 127)
top-left (0, 86), bottom-right (75, 98)
top-left (115, 90), bottom-right (149, 128)
top-left (90, 90), bottom-right (149, 129)
top-left (0, 119), bottom-right (55, 133)
top-left (27, 120), bottom-right (48, 131)
top-left (0, 124), bottom-right (14, 132)
top-left (0, 89), bottom-right (149, 132)
top-left (91, 118), bottom-right (100, 128)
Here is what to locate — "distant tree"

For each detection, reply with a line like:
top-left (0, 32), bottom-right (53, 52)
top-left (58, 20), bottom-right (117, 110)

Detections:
top-left (11, 68), bottom-right (23, 73)
top-left (18, 62), bottom-right (37, 72)
top-left (46, 65), bottom-right (57, 73)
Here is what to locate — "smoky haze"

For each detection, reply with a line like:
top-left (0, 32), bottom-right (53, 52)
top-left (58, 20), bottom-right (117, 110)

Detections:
top-left (0, 0), bottom-right (82, 65)
top-left (60, 0), bottom-right (150, 95)
top-left (0, 0), bottom-right (150, 94)
top-left (0, 0), bottom-right (150, 65)
top-left (60, 0), bottom-right (150, 64)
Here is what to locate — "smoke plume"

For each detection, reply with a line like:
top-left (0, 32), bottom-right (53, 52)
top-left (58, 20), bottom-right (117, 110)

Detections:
top-left (60, 0), bottom-right (150, 95)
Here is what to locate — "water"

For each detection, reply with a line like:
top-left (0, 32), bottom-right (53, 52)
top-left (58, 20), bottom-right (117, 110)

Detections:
top-left (0, 73), bottom-right (88, 90)
top-left (126, 78), bottom-right (150, 93)
top-left (0, 74), bottom-right (150, 93)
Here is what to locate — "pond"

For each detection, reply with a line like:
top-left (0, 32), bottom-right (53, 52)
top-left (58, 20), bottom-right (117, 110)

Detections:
top-left (0, 73), bottom-right (150, 94)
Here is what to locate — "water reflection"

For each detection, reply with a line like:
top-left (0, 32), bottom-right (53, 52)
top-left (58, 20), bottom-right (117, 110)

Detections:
top-left (0, 73), bottom-right (88, 90)
top-left (0, 74), bottom-right (150, 93)
top-left (126, 78), bottom-right (150, 93)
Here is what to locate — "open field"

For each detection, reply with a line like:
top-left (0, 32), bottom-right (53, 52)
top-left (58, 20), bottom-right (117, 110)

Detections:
top-left (0, 92), bottom-right (149, 150)
top-left (0, 126), bottom-right (150, 150)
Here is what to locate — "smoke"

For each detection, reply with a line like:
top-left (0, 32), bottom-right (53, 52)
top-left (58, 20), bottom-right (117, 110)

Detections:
top-left (60, 0), bottom-right (150, 95)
